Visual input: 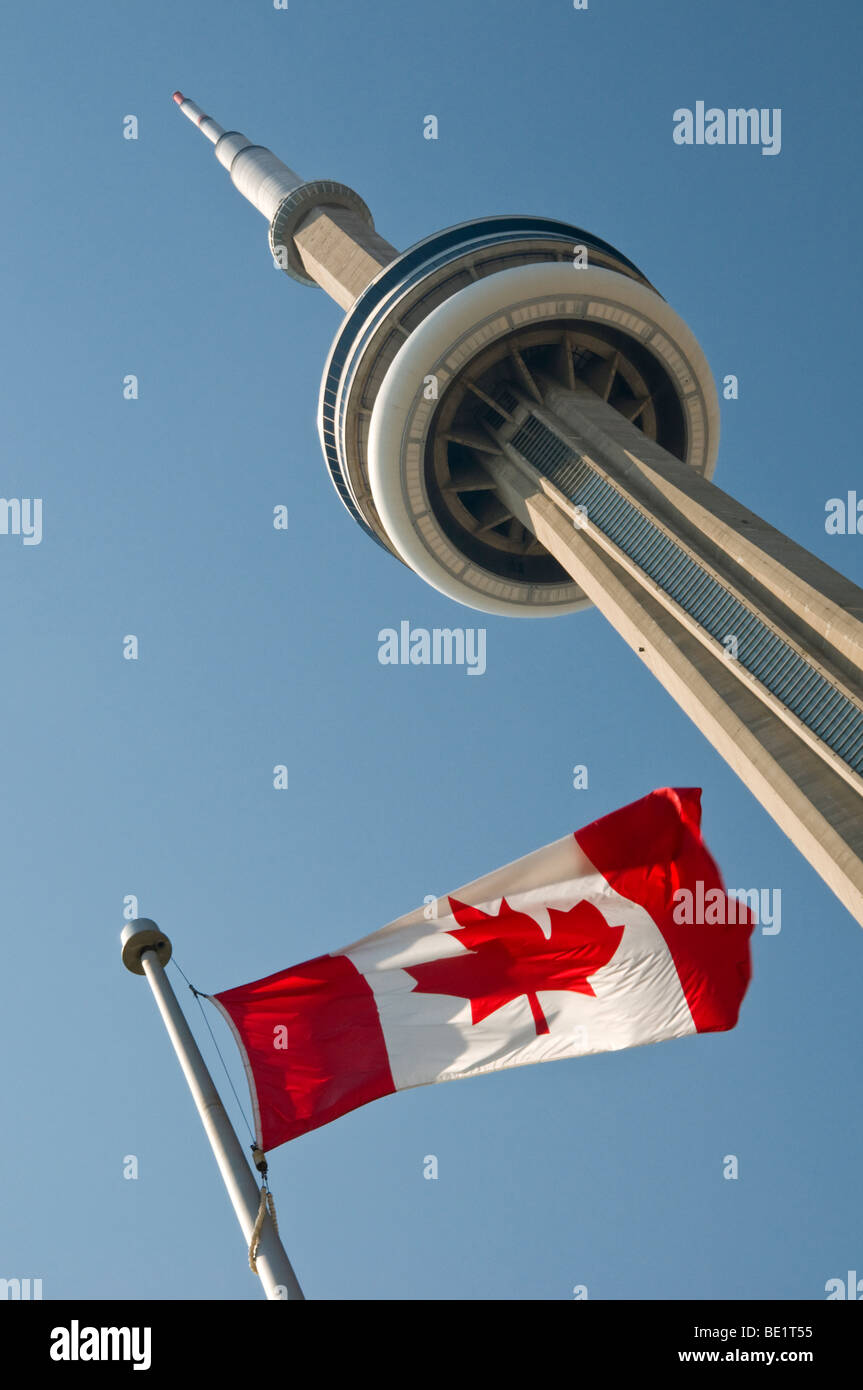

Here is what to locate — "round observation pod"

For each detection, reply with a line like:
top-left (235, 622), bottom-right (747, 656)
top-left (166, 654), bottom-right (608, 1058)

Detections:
top-left (318, 218), bottom-right (719, 617)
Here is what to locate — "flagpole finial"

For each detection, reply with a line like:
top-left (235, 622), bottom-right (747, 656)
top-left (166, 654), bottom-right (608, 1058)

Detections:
top-left (121, 919), bottom-right (172, 975)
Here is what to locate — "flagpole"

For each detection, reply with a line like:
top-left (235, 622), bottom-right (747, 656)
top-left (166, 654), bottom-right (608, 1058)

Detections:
top-left (120, 919), bottom-right (305, 1301)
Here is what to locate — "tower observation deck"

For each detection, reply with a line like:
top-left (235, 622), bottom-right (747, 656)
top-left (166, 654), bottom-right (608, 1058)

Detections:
top-left (173, 93), bottom-right (863, 925)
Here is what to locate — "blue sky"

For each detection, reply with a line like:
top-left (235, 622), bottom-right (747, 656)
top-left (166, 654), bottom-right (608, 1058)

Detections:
top-left (1, 0), bottom-right (861, 1300)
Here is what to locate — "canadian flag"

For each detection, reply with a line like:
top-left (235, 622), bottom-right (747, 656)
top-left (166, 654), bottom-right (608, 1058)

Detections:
top-left (213, 788), bottom-right (753, 1151)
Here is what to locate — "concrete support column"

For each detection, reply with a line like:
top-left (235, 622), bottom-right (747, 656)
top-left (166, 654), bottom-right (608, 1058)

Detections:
top-left (292, 205), bottom-right (398, 308)
top-left (484, 432), bottom-right (863, 927)
top-left (540, 380), bottom-right (863, 679)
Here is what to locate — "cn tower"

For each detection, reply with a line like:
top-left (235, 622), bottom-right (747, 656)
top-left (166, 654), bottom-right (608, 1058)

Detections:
top-left (173, 93), bottom-right (863, 925)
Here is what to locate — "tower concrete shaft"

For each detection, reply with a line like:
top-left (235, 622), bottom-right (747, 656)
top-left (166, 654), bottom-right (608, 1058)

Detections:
top-left (480, 380), bottom-right (863, 922)
top-left (173, 92), bottom-right (397, 308)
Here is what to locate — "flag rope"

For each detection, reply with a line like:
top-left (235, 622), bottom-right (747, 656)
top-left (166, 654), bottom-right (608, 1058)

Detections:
top-left (249, 1147), bottom-right (279, 1274)
top-left (164, 957), bottom-right (288, 1283)
top-left (169, 957), bottom-right (256, 1143)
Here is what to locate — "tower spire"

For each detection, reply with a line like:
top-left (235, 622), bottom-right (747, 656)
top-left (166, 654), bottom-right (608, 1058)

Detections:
top-left (172, 91), bottom-right (303, 221)
top-left (172, 92), bottom-right (224, 144)
top-left (171, 91), bottom-right (397, 308)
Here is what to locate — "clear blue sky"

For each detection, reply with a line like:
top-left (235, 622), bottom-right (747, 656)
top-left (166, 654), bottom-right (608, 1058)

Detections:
top-left (1, 0), bottom-right (861, 1300)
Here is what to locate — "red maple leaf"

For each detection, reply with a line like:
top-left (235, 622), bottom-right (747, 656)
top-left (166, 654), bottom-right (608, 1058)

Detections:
top-left (405, 896), bottom-right (625, 1036)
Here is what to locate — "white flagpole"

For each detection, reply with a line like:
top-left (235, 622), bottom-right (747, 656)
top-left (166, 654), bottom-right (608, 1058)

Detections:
top-left (120, 919), bottom-right (304, 1301)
